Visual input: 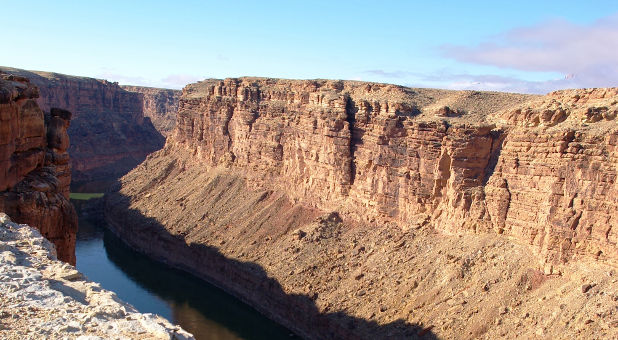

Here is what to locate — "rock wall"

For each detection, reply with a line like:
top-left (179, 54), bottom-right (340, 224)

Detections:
top-left (483, 89), bottom-right (618, 268)
top-left (105, 78), bottom-right (618, 339)
top-left (167, 78), bottom-right (616, 268)
top-left (0, 67), bottom-right (165, 191)
top-left (0, 213), bottom-right (193, 340)
top-left (122, 85), bottom-right (180, 136)
top-left (0, 72), bottom-right (77, 264)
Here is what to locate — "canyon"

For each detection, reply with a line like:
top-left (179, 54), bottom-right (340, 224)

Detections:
top-left (0, 72), bottom-right (77, 264)
top-left (0, 67), bottom-right (179, 191)
top-left (105, 78), bottom-right (618, 339)
top-left (1, 67), bottom-right (616, 339)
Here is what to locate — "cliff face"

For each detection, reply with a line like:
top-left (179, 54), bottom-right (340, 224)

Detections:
top-left (0, 73), bottom-right (77, 264)
top-left (121, 85), bottom-right (180, 136)
top-left (484, 89), bottom-right (618, 267)
top-left (168, 78), bottom-right (616, 268)
top-left (0, 67), bottom-right (165, 191)
top-left (106, 78), bottom-right (618, 339)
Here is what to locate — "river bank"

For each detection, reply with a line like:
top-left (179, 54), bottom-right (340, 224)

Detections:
top-left (73, 198), bottom-right (297, 340)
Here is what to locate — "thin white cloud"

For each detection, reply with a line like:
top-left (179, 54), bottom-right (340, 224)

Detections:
top-left (96, 71), bottom-right (203, 89)
top-left (160, 74), bottom-right (203, 89)
top-left (97, 72), bottom-right (155, 86)
top-left (364, 70), bottom-right (409, 78)
top-left (362, 68), bottom-right (582, 94)
top-left (441, 13), bottom-right (618, 91)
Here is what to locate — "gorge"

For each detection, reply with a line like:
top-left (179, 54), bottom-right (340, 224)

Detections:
top-left (0, 67), bottom-right (180, 191)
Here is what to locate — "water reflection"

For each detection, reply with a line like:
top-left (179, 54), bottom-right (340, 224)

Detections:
top-left (75, 209), bottom-right (296, 340)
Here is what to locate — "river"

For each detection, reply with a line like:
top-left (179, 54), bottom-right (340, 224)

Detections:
top-left (74, 204), bottom-right (297, 340)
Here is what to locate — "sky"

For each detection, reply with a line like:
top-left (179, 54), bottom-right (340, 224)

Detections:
top-left (3, 0), bottom-right (618, 93)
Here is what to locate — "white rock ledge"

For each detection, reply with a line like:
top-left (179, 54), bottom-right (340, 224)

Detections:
top-left (0, 213), bottom-right (194, 340)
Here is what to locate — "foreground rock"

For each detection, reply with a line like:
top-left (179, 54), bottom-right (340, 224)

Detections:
top-left (106, 77), bottom-right (617, 339)
top-left (0, 213), bottom-right (193, 340)
top-left (0, 67), bottom-right (166, 191)
top-left (0, 72), bottom-right (77, 264)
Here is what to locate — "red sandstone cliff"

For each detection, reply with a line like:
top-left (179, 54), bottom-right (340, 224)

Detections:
top-left (105, 78), bottom-right (618, 339)
top-left (121, 85), bottom-right (180, 136)
top-left (164, 78), bottom-right (616, 268)
top-left (0, 67), bottom-right (165, 191)
top-left (0, 73), bottom-right (77, 264)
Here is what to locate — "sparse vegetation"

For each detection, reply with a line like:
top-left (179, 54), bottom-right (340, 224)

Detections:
top-left (69, 193), bottom-right (104, 200)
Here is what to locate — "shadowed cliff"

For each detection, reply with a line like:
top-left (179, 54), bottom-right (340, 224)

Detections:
top-left (0, 72), bottom-right (77, 264)
top-left (0, 66), bottom-right (167, 192)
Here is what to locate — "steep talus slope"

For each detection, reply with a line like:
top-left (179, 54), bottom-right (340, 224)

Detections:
top-left (0, 72), bottom-right (77, 264)
top-left (0, 67), bottom-right (166, 191)
top-left (106, 78), bottom-right (617, 339)
top-left (121, 85), bottom-right (180, 136)
top-left (106, 148), bottom-right (617, 339)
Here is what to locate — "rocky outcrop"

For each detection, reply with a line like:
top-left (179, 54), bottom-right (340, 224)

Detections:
top-left (106, 78), bottom-right (617, 339)
top-left (0, 213), bottom-right (193, 339)
top-left (0, 67), bottom-right (165, 191)
top-left (0, 73), bottom-right (77, 264)
top-left (122, 85), bottom-right (180, 136)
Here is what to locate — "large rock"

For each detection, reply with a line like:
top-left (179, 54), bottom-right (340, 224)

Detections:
top-left (0, 214), bottom-right (193, 339)
top-left (0, 67), bottom-right (166, 191)
top-left (0, 72), bottom-right (78, 264)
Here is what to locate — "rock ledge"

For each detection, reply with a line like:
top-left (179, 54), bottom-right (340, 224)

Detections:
top-left (0, 213), bottom-right (193, 340)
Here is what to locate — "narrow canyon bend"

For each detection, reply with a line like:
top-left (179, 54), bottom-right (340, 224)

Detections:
top-left (0, 67), bottom-right (179, 191)
top-left (105, 78), bottom-right (618, 339)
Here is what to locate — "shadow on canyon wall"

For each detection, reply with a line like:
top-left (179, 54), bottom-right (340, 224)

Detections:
top-left (69, 113), bottom-right (165, 193)
top-left (103, 189), bottom-right (439, 340)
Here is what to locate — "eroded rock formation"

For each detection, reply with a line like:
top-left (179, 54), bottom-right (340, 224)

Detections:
top-left (0, 73), bottom-right (77, 264)
top-left (121, 85), bottom-right (180, 136)
top-left (0, 67), bottom-right (165, 191)
top-left (106, 78), bottom-right (618, 339)
top-left (166, 79), bottom-right (617, 268)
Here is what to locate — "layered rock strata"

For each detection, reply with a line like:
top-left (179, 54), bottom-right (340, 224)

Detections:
top-left (0, 67), bottom-right (165, 190)
top-left (0, 213), bottom-right (193, 339)
top-left (106, 78), bottom-right (618, 339)
top-left (0, 73), bottom-right (77, 264)
top-left (122, 85), bottom-right (180, 136)
top-left (167, 78), bottom-right (616, 268)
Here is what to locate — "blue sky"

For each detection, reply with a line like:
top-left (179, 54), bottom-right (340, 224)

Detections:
top-left (3, 1), bottom-right (618, 93)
